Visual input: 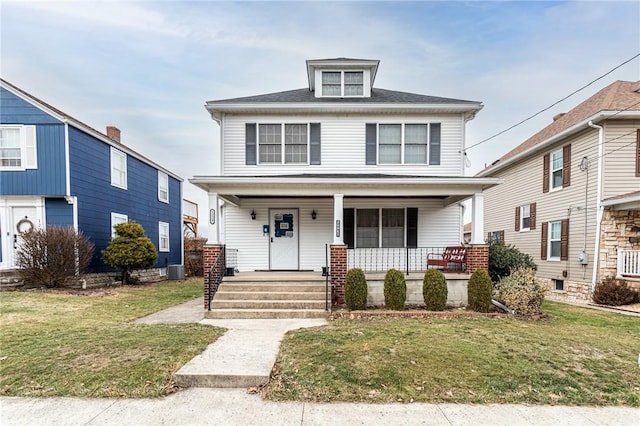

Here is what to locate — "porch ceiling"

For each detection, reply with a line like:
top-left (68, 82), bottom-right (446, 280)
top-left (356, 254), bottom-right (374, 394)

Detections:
top-left (189, 174), bottom-right (502, 206)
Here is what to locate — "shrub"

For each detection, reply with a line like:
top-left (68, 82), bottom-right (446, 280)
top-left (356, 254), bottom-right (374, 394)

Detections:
top-left (345, 268), bottom-right (368, 310)
top-left (423, 268), bottom-right (447, 311)
top-left (489, 240), bottom-right (537, 283)
top-left (495, 267), bottom-right (545, 316)
top-left (102, 222), bottom-right (158, 285)
top-left (468, 269), bottom-right (493, 312)
top-left (16, 226), bottom-right (94, 288)
top-left (593, 277), bottom-right (638, 306)
top-left (383, 269), bottom-right (406, 310)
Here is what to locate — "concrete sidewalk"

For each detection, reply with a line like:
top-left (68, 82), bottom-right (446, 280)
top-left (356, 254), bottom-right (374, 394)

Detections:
top-left (1, 388), bottom-right (638, 426)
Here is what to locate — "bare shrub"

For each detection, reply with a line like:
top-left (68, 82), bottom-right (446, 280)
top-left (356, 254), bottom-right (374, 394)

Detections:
top-left (593, 277), bottom-right (638, 306)
top-left (184, 236), bottom-right (207, 277)
top-left (495, 267), bottom-right (545, 316)
top-left (16, 226), bottom-right (94, 288)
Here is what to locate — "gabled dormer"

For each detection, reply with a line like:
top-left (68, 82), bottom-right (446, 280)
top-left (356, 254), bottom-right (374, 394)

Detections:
top-left (306, 58), bottom-right (379, 98)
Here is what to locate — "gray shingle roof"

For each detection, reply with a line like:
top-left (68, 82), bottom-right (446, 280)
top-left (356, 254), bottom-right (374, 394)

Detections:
top-left (206, 88), bottom-right (479, 105)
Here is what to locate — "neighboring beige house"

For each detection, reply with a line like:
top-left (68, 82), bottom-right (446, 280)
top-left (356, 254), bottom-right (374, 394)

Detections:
top-left (478, 80), bottom-right (640, 301)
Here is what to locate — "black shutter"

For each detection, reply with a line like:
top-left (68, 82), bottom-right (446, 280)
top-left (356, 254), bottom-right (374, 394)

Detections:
top-left (343, 208), bottom-right (355, 249)
top-left (365, 123), bottom-right (377, 165)
top-left (429, 123), bottom-right (441, 165)
top-left (310, 123), bottom-right (321, 165)
top-left (406, 208), bottom-right (418, 248)
top-left (245, 123), bottom-right (257, 165)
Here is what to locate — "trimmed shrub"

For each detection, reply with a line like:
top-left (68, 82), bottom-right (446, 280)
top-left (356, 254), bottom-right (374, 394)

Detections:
top-left (489, 240), bottom-right (537, 283)
top-left (423, 268), bottom-right (447, 311)
top-left (384, 269), bottom-right (406, 310)
top-left (495, 267), bottom-right (545, 316)
top-left (102, 222), bottom-right (158, 285)
top-left (345, 268), bottom-right (368, 310)
top-left (593, 277), bottom-right (638, 306)
top-left (16, 226), bottom-right (94, 288)
top-left (468, 269), bottom-right (493, 312)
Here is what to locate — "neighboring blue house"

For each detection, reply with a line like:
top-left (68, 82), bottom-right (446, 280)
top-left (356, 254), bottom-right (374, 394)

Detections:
top-left (0, 79), bottom-right (183, 276)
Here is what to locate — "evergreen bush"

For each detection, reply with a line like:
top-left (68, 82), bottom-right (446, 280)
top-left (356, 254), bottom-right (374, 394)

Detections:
top-left (489, 240), bottom-right (537, 283)
top-left (495, 267), bottom-right (545, 316)
top-left (593, 277), bottom-right (638, 306)
top-left (102, 222), bottom-right (158, 285)
top-left (423, 268), bottom-right (447, 311)
top-left (383, 269), bottom-right (406, 310)
top-left (345, 268), bottom-right (368, 310)
top-left (467, 269), bottom-right (493, 312)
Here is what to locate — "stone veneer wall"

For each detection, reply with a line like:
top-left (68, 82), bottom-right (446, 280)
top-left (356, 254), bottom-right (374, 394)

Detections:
top-left (598, 208), bottom-right (640, 285)
top-left (539, 278), bottom-right (591, 303)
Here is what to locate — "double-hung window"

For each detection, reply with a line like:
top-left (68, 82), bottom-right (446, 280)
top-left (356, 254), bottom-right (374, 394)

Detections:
top-left (378, 124), bottom-right (402, 164)
top-left (284, 124), bottom-right (308, 163)
top-left (321, 71), bottom-right (364, 97)
top-left (549, 221), bottom-right (562, 260)
top-left (159, 222), bottom-right (170, 252)
top-left (111, 212), bottom-right (128, 238)
top-left (521, 205), bottom-right (531, 230)
top-left (110, 147), bottom-right (127, 189)
top-left (404, 124), bottom-right (428, 164)
top-left (367, 123), bottom-right (440, 165)
top-left (551, 149), bottom-right (563, 190)
top-left (258, 124), bottom-right (282, 164)
top-left (258, 124), bottom-right (309, 164)
top-left (158, 171), bottom-right (169, 203)
top-left (0, 125), bottom-right (37, 170)
top-left (356, 209), bottom-right (379, 248)
top-left (355, 208), bottom-right (406, 248)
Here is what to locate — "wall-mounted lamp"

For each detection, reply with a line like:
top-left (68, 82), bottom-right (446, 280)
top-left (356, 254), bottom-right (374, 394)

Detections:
top-left (250, 210), bottom-right (256, 220)
top-left (311, 210), bottom-right (317, 220)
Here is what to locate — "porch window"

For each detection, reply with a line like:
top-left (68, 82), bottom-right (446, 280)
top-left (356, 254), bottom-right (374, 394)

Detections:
top-left (356, 209), bottom-right (379, 248)
top-left (382, 208), bottom-right (404, 247)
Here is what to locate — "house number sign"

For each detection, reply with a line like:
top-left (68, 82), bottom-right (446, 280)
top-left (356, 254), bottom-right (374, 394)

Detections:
top-left (335, 219), bottom-right (340, 237)
top-left (209, 209), bottom-right (216, 225)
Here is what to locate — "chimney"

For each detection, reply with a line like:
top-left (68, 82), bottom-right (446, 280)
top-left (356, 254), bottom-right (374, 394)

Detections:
top-left (553, 113), bottom-right (566, 122)
top-left (106, 126), bottom-right (121, 143)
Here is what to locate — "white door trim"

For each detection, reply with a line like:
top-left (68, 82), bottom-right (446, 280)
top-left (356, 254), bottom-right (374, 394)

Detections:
top-left (0, 197), bottom-right (45, 270)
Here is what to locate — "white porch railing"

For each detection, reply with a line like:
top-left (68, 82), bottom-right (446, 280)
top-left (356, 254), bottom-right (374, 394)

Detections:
top-left (617, 249), bottom-right (640, 278)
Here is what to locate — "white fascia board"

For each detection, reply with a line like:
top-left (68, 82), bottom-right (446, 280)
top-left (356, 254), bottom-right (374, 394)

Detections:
top-left (601, 193), bottom-right (640, 208)
top-left (477, 111), bottom-right (640, 177)
top-left (306, 59), bottom-right (380, 91)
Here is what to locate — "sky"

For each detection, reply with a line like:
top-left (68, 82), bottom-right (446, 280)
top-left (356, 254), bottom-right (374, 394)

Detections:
top-left (2, 0), bottom-right (639, 233)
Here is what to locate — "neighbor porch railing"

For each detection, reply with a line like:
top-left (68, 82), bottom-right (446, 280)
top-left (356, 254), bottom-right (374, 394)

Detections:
top-left (347, 247), bottom-right (447, 275)
top-left (617, 249), bottom-right (640, 278)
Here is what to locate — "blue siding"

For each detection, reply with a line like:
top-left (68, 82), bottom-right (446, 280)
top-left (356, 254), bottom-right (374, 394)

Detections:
top-left (45, 198), bottom-right (73, 227)
top-left (0, 87), bottom-right (66, 196)
top-left (68, 127), bottom-right (182, 272)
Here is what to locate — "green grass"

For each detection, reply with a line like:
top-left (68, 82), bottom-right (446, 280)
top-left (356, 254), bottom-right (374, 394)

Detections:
top-left (0, 279), bottom-right (224, 398)
top-left (265, 301), bottom-right (640, 406)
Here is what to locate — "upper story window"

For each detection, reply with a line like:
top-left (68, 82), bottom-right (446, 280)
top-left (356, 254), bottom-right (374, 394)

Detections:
top-left (515, 203), bottom-right (536, 232)
top-left (246, 123), bottom-right (322, 166)
top-left (551, 149), bottom-right (563, 190)
top-left (321, 71), bottom-right (364, 97)
top-left (366, 123), bottom-right (441, 165)
top-left (110, 147), bottom-right (127, 189)
top-left (159, 221), bottom-right (170, 252)
top-left (543, 144), bottom-right (570, 192)
top-left (521, 205), bottom-right (531, 230)
top-left (158, 171), bottom-right (169, 203)
top-left (0, 125), bottom-right (37, 170)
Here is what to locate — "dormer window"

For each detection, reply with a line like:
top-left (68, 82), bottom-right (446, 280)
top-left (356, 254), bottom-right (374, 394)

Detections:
top-left (321, 71), bottom-right (364, 97)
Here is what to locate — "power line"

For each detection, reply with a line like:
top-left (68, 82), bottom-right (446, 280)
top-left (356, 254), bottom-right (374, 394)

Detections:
top-left (466, 52), bottom-right (640, 151)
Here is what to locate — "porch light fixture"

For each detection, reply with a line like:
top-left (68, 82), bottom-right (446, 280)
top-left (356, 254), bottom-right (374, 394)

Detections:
top-left (311, 210), bottom-right (317, 220)
top-left (250, 210), bottom-right (256, 220)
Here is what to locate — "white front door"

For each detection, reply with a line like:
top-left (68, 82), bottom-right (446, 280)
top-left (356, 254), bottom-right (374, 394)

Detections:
top-left (269, 209), bottom-right (299, 270)
top-left (0, 201), bottom-right (42, 269)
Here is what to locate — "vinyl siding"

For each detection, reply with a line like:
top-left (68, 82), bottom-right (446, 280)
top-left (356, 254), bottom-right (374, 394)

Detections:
top-left (221, 113), bottom-right (464, 176)
top-left (45, 198), bottom-right (73, 227)
top-left (602, 120), bottom-right (640, 199)
top-left (223, 198), bottom-right (461, 272)
top-left (484, 128), bottom-right (599, 284)
top-left (0, 87), bottom-right (62, 125)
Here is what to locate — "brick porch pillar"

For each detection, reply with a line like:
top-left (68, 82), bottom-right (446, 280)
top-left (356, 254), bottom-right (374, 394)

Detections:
top-left (203, 244), bottom-right (224, 310)
top-left (330, 244), bottom-right (347, 305)
top-left (467, 244), bottom-right (489, 274)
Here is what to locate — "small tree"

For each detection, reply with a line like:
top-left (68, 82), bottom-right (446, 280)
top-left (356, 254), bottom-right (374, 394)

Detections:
top-left (468, 269), bottom-right (493, 312)
top-left (384, 269), bottom-right (406, 310)
top-left (423, 268), bottom-right (447, 311)
top-left (345, 268), bottom-right (368, 310)
top-left (102, 222), bottom-right (158, 285)
top-left (16, 226), bottom-right (94, 288)
top-left (489, 240), bottom-right (537, 283)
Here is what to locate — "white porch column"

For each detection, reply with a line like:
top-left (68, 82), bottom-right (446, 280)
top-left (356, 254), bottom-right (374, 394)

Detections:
top-left (333, 193), bottom-right (344, 245)
top-left (207, 192), bottom-right (220, 245)
top-left (471, 192), bottom-right (485, 245)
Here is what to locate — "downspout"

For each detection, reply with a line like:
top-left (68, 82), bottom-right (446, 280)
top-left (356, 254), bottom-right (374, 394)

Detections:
top-left (63, 119), bottom-right (79, 230)
top-left (588, 121), bottom-right (604, 292)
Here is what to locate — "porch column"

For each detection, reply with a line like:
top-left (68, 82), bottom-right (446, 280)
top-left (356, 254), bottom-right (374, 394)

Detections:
top-left (467, 244), bottom-right (489, 274)
top-left (330, 244), bottom-right (347, 305)
top-left (203, 244), bottom-right (224, 310)
top-left (207, 192), bottom-right (220, 245)
top-left (333, 193), bottom-right (344, 245)
top-left (471, 192), bottom-right (485, 245)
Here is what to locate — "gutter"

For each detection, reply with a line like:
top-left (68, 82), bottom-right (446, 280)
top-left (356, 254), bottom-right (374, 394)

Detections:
top-left (588, 121), bottom-right (604, 292)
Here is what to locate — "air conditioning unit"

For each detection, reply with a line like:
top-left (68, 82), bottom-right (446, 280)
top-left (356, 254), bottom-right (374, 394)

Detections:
top-left (167, 264), bottom-right (185, 280)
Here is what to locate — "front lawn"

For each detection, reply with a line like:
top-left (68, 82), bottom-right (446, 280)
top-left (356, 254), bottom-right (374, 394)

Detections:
top-left (265, 301), bottom-right (640, 406)
top-left (0, 279), bottom-right (223, 398)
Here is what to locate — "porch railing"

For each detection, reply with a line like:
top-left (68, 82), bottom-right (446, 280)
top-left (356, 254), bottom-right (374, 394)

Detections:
top-left (347, 247), bottom-right (446, 275)
top-left (617, 249), bottom-right (640, 278)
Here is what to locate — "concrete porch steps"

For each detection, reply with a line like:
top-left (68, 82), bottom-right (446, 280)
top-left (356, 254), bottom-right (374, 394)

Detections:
top-left (205, 272), bottom-right (330, 319)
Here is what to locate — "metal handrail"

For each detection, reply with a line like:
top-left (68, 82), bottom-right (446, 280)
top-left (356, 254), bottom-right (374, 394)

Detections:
top-left (206, 246), bottom-right (225, 311)
top-left (324, 243), bottom-right (330, 312)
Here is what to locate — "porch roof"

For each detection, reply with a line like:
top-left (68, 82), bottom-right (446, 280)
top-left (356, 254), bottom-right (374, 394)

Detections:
top-left (189, 174), bottom-right (502, 206)
top-left (602, 190), bottom-right (640, 210)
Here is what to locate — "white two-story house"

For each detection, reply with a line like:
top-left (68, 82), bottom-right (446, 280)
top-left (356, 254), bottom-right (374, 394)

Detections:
top-left (191, 58), bottom-right (499, 306)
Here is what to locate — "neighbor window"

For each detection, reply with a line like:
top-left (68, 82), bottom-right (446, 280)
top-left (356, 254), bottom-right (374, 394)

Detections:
top-left (110, 147), bottom-right (127, 189)
top-left (551, 149), bottom-right (563, 190)
top-left (549, 221), bottom-right (561, 259)
top-left (159, 222), bottom-right (170, 252)
top-left (321, 71), bottom-right (364, 97)
top-left (0, 125), bottom-right (37, 170)
top-left (111, 212), bottom-right (128, 238)
top-left (521, 205), bottom-right (531, 230)
top-left (158, 171), bottom-right (169, 203)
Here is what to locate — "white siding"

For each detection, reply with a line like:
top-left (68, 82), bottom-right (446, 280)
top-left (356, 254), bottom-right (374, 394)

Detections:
top-left (221, 113), bottom-right (465, 176)
top-left (602, 120), bottom-right (640, 200)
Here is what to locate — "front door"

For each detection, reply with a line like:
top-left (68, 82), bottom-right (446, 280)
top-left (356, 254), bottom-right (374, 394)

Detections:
top-left (0, 204), bottom-right (39, 269)
top-left (269, 209), bottom-right (299, 270)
